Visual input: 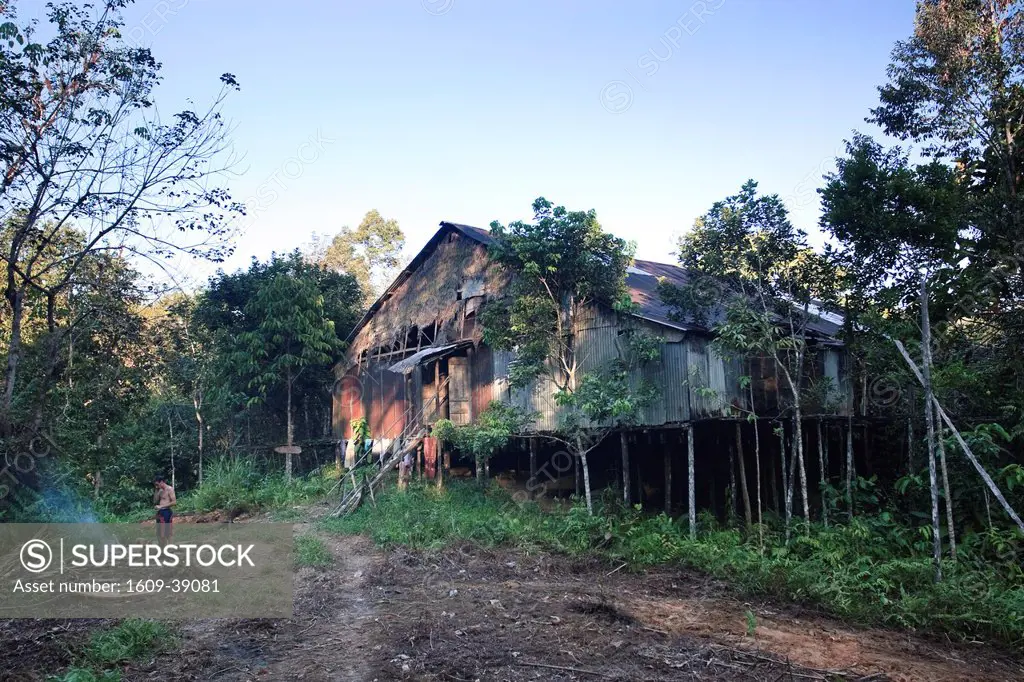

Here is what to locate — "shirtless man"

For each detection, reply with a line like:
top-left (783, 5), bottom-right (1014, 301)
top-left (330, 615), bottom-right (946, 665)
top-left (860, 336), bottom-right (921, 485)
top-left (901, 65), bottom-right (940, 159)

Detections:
top-left (153, 475), bottom-right (176, 545)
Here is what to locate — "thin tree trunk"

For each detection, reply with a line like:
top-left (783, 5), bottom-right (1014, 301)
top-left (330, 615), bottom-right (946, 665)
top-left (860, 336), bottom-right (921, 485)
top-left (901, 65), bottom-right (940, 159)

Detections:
top-left (794, 410), bottom-right (810, 532)
top-left (286, 369), bottom-right (294, 484)
top-left (787, 419), bottom-right (799, 543)
top-left (748, 374), bottom-right (763, 546)
top-left (920, 278), bottom-right (943, 583)
top-left (895, 339), bottom-right (1024, 532)
top-left (769, 431), bottom-right (779, 514)
top-left (817, 419), bottom-right (828, 527)
top-left (985, 486), bottom-right (993, 528)
top-left (735, 421), bottom-right (752, 527)
top-left (1, 287), bottom-right (25, 435)
top-left (168, 412), bottom-right (176, 490)
top-left (780, 422), bottom-right (793, 543)
top-left (937, 425), bottom-right (957, 560)
top-left (194, 394), bottom-right (204, 488)
top-left (579, 439), bottom-right (594, 515)
top-left (621, 431), bottom-right (631, 506)
top-left (687, 423), bottom-right (696, 539)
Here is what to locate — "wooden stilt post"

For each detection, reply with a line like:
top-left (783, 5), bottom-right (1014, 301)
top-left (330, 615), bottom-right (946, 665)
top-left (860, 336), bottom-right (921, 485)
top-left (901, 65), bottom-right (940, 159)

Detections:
top-left (735, 421), bottom-right (752, 527)
top-left (846, 417), bottom-right (855, 521)
top-left (728, 424), bottom-right (737, 522)
top-left (664, 442), bottom-right (672, 515)
top-left (438, 442), bottom-right (445, 490)
top-left (817, 419), bottom-right (828, 527)
top-left (687, 423), bottom-right (696, 539)
top-left (621, 431), bottom-right (631, 506)
top-left (529, 438), bottom-right (538, 500)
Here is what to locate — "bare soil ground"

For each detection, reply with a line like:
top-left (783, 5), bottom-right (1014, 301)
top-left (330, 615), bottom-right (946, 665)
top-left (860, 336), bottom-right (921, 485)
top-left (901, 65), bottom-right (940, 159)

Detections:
top-left (4, 515), bottom-right (1023, 681)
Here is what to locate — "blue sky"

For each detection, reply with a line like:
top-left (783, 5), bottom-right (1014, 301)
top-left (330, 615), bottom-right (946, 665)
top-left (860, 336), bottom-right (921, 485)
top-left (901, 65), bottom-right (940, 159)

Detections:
top-left (84, 0), bottom-right (916, 285)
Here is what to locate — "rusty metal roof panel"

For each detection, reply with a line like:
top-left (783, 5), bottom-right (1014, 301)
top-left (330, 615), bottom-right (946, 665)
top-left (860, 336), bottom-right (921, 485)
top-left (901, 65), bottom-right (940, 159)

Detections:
top-left (386, 342), bottom-right (470, 375)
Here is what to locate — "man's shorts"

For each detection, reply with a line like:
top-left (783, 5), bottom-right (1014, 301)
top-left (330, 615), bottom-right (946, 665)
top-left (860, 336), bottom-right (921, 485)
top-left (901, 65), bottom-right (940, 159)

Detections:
top-left (157, 508), bottom-right (173, 524)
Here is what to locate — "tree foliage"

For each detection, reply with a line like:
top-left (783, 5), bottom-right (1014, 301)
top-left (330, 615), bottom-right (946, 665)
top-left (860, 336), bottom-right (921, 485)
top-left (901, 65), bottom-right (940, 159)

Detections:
top-left (482, 197), bottom-right (633, 391)
top-left (313, 209), bottom-right (405, 304)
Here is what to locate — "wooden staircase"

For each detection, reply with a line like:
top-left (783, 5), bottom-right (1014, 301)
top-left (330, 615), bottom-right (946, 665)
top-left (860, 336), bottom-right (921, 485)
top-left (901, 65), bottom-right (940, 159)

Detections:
top-left (332, 431), bottom-right (426, 517)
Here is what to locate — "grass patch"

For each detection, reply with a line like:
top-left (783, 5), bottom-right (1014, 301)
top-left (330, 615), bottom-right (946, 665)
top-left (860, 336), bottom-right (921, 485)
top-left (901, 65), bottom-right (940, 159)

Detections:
top-left (179, 458), bottom-right (338, 516)
top-left (270, 507), bottom-right (305, 522)
top-left (295, 534), bottom-right (333, 567)
top-left (48, 669), bottom-right (121, 682)
top-left (84, 619), bottom-right (172, 665)
top-left (325, 481), bottom-right (1024, 647)
top-left (48, 619), bottom-right (172, 682)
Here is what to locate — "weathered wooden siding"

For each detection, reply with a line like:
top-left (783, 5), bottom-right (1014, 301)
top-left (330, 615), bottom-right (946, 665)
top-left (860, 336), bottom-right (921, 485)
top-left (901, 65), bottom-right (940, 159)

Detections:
top-left (448, 356), bottom-right (472, 425)
top-left (364, 361), bottom-right (407, 439)
top-left (333, 367), bottom-right (365, 439)
top-left (493, 349), bottom-right (560, 432)
top-left (471, 345), bottom-right (495, 418)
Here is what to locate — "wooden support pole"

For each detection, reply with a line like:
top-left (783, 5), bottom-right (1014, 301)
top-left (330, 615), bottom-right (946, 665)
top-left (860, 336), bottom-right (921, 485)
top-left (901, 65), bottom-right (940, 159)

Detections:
top-left (687, 423), bottom-right (696, 539)
top-left (894, 339), bottom-right (1024, 532)
top-left (438, 442), bottom-right (445, 490)
top-left (817, 419), bottom-right (828, 527)
top-left (621, 431), bottom-right (631, 506)
top-left (845, 417), bottom-right (855, 521)
top-left (663, 444), bottom-right (672, 515)
top-left (735, 421), bottom-right (752, 527)
top-left (529, 438), bottom-right (538, 500)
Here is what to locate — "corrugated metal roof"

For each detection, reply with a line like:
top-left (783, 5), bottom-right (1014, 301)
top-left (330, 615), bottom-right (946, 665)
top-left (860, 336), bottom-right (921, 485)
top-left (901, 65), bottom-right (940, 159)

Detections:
top-left (445, 223), bottom-right (843, 340)
top-left (386, 342), bottom-right (470, 375)
top-left (348, 221), bottom-right (843, 346)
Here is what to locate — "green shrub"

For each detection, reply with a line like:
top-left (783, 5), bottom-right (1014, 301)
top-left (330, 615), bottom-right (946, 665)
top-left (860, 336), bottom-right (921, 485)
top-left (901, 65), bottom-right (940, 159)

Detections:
top-left (180, 457), bottom-right (336, 515)
top-left (295, 534), bottom-right (333, 567)
top-left (325, 481), bottom-right (1024, 646)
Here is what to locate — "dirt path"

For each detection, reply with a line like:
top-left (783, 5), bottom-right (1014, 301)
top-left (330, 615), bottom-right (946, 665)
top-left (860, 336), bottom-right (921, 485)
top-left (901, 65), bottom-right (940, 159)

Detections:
top-left (5, 522), bottom-right (1023, 681)
top-left (167, 526), bottom-right (381, 681)
top-left (361, 545), bottom-right (1024, 681)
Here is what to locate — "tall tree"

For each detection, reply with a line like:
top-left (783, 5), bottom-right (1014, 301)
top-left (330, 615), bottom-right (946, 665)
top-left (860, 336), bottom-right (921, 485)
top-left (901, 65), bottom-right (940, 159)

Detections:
top-left (482, 197), bottom-right (638, 514)
top-left (0, 1), bottom-right (241, 436)
top-left (314, 209), bottom-right (405, 304)
top-left (663, 180), bottom-right (838, 539)
top-left (193, 251), bottom-right (362, 452)
top-left (821, 135), bottom-right (970, 547)
top-left (233, 258), bottom-right (344, 481)
top-left (872, 0), bottom-right (1024, 261)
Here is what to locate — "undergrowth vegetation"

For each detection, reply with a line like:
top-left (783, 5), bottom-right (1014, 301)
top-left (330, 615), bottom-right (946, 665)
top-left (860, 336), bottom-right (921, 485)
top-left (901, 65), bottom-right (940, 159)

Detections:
top-left (179, 458), bottom-right (338, 518)
top-left (8, 457), bottom-right (339, 523)
top-left (324, 481), bottom-right (1024, 647)
top-left (47, 619), bottom-right (172, 682)
top-left (294, 534), bottom-right (333, 567)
